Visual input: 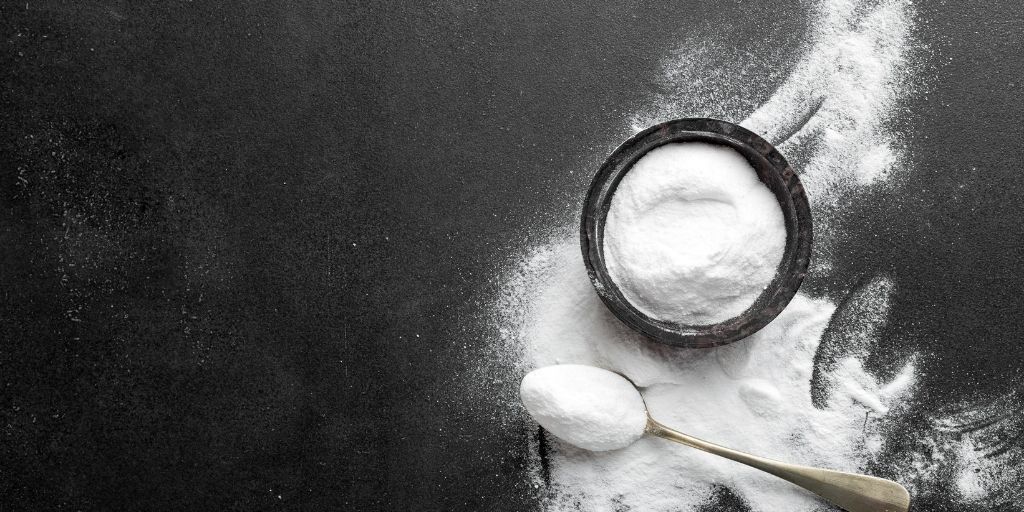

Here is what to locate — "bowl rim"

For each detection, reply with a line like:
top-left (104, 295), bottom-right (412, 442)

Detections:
top-left (580, 117), bottom-right (813, 348)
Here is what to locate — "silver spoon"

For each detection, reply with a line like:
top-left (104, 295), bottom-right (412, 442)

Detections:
top-left (632, 376), bottom-right (909, 512)
top-left (522, 365), bottom-right (910, 512)
top-left (644, 415), bottom-right (909, 512)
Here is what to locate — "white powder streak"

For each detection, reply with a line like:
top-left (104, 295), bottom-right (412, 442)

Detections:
top-left (742, 0), bottom-right (912, 192)
top-left (742, 0), bottom-right (915, 274)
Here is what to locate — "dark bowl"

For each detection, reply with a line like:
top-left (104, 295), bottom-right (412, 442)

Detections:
top-left (580, 118), bottom-right (812, 348)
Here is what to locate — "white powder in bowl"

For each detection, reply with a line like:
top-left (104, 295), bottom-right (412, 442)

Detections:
top-left (603, 142), bottom-right (786, 324)
top-left (520, 365), bottom-right (648, 452)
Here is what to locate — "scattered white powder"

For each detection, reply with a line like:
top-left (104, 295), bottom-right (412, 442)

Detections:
top-left (604, 143), bottom-right (786, 324)
top-left (489, 0), bottom-right (924, 509)
top-left (519, 365), bottom-right (648, 452)
top-left (742, 0), bottom-right (912, 192)
top-left (907, 391), bottom-right (1024, 508)
top-left (510, 239), bottom-right (915, 511)
top-left (486, 0), bottom-right (1015, 508)
top-left (954, 447), bottom-right (987, 503)
top-left (741, 0), bottom-right (916, 276)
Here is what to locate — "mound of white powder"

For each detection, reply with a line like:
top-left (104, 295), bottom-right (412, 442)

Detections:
top-left (604, 142), bottom-right (786, 324)
top-left (519, 365), bottom-right (648, 452)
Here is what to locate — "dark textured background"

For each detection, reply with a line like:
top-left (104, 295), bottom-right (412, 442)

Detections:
top-left (1, 1), bottom-right (1022, 510)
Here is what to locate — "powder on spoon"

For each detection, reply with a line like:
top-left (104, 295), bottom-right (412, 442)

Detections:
top-left (603, 142), bottom-right (786, 325)
top-left (520, 365), bottom-right (648, 452)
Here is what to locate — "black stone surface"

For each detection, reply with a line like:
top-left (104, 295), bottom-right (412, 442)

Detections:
top-left (1, 1), bottom-right (1022, 510)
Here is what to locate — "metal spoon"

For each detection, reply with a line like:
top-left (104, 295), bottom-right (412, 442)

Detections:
top-left (523, 365), bottom-right (910, 511)
top-left (640, 398), bottom-right (910, 512)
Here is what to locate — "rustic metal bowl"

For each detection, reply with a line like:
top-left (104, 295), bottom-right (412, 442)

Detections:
top-left (580, 118), bottom-right (812, 348)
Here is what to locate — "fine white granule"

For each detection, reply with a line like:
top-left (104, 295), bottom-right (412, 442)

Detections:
top-left (604, 142), bottom-right (786, 324)
top-left (739, 0), bottom-right (917, 275)
top-left (519, 365), bottom-right (648, 452)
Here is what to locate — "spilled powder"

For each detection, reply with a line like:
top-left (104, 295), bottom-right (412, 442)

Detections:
top-left (902, 391), bottom-right (1024, 507)
top-left (510, 240), bottom-right (914, 511)
top-left (488, 0), bottom-right (917, 509)
top-left (741, 0), bottom-right (913, 191)
top-left (484, 0), bottom-right (1022, 509)
top-left (740, 0), bottom-right (916, 276)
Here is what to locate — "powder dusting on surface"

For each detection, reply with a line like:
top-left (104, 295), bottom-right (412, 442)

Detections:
top-left (482, 0), bottom-right (1021, 509)
top-left (741, 0), bottom-right (917, 275)
top-left (910, 391), bottom-right (1024, 507)
top-left (604, 142), bottom-right (785, 325)
top-left (508, 238), bottom-right (914, 511)
top-left (519, 365), bottom-right (647, 452)
top-left (741, 0), bottom-right (912, 190)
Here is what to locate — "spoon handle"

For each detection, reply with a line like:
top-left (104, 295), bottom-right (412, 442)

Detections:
top-left (646, 418), bottom-right (910, 512)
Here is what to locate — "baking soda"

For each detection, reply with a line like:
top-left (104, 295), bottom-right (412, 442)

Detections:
top-left (519, 365), bottom-right (647, 452)
top-left (604, 142), bottom-right (785, 324)
top-left (484, 0), bottom-right (1020, 509)
top-left (511, 240), bottom-right (914, 511)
